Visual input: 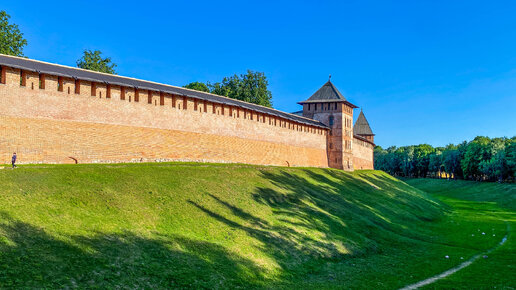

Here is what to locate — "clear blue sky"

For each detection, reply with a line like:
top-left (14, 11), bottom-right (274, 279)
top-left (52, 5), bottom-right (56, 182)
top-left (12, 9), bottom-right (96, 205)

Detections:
top-left (3, 1), bottom-right (515, 147)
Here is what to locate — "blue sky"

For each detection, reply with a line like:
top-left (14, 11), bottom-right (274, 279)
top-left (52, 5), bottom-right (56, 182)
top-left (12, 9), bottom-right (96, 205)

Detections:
top-left (3, 0), bottom-right (516, 147)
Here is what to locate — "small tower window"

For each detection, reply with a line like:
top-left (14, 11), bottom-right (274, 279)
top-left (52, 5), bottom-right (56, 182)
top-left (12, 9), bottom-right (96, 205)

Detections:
top-left (329, 116), bottom-right (334, 127)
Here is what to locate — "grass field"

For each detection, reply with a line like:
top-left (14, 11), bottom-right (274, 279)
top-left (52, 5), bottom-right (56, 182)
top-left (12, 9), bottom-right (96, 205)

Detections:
top-left (405, 178), bottom-right (515, 289)
top-left (0, 163), bottom-right (514, 288)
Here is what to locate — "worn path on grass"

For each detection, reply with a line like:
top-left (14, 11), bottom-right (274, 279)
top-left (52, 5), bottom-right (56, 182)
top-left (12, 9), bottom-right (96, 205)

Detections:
top-left (400, 224), bottom-right (509, 290)
top-left (403, 178), bottom-right (515, 289)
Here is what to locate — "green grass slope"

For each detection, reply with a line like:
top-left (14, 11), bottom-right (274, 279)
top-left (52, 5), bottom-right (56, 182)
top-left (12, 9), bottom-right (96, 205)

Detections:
top-left (406, 178), bottom-right (516, 211)
top-left (0, 163), bottom-right (511, 288)
top-left (405, 179), bottom-right (515, 289)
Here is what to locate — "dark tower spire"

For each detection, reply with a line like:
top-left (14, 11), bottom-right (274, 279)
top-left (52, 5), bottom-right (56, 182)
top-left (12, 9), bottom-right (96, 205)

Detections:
top-left (353, 110), bottom-right (375, 143)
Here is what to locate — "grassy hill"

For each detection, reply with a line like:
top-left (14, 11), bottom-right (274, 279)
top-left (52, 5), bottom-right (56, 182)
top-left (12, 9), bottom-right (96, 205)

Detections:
top-left (0, 163), bottom-right (513, 288)
top-left (405, 178), bottom-right (515, 289)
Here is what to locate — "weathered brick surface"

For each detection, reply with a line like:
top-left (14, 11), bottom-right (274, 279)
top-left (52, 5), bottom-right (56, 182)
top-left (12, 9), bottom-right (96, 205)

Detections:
top-left (302, 103), bottom-right (356, 170)
top-left (0, 115), bottom-right (327, 166)
top-left (0, 67), bottom-right (328, 167)
top-left (352, 137), bottom-right (374, 170)
top-left (0, 64), bottom-right (375, 170)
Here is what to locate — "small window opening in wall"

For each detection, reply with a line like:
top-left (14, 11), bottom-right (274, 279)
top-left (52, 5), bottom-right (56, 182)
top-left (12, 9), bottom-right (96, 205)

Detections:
top-left (57, 77), bottom-right (63, 92)
top-left (171, 95), bottom-right (176, 108)
top-left (106, 85), bottom-right (111, 98)
top-left (335, 103), bottom-right (337, 110)
top-left (91, 82), bottom-right (96, 96)
top-left (154, 100), bottom-right (157, 106)
top-left (315, 104), bottom-right (318, 111)
top-left (39, 73), bottom-right (45, 89)
top-left (148, 91), bottom-right (152, 104)
top-left (31, 83), bottom-right (34, 90)
top-left (20, 71), bottom-right (26, 86)
top-left (329, 115), bottom-right (334, 127)
top-left (99, 91), bottom-right (102, 98)
top-left (160, 92), bottom-right (165, 106)
top-left (67, 87), bottom-right (70, 94)
top-left (129, 96), bottom-right (132, 102)
top-left (134, 89), bottom-right (139, 102)
top-left (74, 79), bottom-right (80, 94)
top-left (121, 87), bottom-right (126, 100)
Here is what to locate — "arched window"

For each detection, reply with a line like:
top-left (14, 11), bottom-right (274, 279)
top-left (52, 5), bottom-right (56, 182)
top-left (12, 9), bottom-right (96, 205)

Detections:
top-left (329, 115), bottom-right (334, 127)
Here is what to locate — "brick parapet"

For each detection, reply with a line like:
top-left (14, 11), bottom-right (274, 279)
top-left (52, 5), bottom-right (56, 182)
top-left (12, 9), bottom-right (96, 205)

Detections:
top-left (0, 66), bottom-right (329, 167)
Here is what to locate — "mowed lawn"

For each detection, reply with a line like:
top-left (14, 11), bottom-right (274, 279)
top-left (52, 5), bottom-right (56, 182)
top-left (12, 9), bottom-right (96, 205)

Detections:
top-left (0, 163), bottom-right (513, 288)
top-left (405, 178), bottom-right (515, 289)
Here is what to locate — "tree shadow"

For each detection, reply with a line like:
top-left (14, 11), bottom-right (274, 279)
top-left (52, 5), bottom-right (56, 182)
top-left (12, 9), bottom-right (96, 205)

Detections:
top-left (181, 169), bottom-right (441, 283)
top-left (0, 212), bottom-right (265, 288)
top-left (0, 169), bottom-right (443, 288)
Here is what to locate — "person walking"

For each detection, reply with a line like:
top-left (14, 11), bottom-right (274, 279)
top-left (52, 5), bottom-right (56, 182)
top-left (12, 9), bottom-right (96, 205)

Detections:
top-left (11, 152), bottom-right (17, 169)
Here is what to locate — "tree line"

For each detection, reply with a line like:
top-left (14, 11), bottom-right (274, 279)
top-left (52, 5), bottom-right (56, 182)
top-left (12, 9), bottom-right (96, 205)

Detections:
top-left (1, 10), bottom-right (273, 108)
top-left (374, 136), bottom-right (516, 182)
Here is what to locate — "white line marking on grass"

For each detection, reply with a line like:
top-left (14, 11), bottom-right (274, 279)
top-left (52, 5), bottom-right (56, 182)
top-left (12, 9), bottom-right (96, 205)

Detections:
top-left (400, 230), bottom-right (509, 290)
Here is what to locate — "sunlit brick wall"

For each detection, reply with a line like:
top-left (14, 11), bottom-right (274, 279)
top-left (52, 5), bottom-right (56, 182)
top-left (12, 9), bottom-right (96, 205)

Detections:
top-left (352, 137), bottom-right (374, 170)
top-left (0, 66), bottom-right (329, 167)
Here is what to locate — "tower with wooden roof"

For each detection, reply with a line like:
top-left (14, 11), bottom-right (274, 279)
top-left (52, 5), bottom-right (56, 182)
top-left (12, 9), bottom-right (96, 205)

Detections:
top-left (353, 110), bottom-right (375, 143)
top-left (298, 79), bottom-right (358, 170)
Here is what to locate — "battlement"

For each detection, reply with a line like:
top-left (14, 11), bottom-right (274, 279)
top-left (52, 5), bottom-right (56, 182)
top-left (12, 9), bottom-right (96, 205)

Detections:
top-left (0, 54), bottom-right (374, 170)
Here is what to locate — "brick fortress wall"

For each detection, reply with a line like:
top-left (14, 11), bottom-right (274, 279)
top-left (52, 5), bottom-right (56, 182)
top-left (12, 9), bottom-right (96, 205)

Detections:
top-left (352, 136), bottom-right (374, 170)
top-left (0, 66), bottom-right (329, 167)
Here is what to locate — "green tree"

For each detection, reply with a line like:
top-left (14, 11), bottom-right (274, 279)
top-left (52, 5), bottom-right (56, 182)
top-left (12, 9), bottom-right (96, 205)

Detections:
top-left (462, 136), bottom-right (491, 180)
top-left (414, 144), bottom-right (434, 177)
top-left (76, 50), bottom-right (117, 74)
top-left (0, 10), bottom-right (27, 56)
top-left (184, 81), bottom-right (210, 92)
top-left (209, 70), bottom-right (273, 107)
top-left (506, 138), bottom-right (516, 178)
top-left (442, 144), bottom-right (462, 179)
top-left (397, 146), bottom-right (415, 177)
top-left (428, 149), bottom-right (443, 178)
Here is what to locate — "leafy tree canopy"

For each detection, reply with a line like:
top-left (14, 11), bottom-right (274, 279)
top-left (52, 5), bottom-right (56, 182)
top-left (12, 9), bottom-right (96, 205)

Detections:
top-left (0, 10), bottom-right (27, 57)
top-left (76, 50), bottom-right (117, 74)
top-left (184, 81), bottom-right (209, 92)
top-left (183, 70), bottom-right (273, 108)
top-left (375, 136), bottom-right (515, 182)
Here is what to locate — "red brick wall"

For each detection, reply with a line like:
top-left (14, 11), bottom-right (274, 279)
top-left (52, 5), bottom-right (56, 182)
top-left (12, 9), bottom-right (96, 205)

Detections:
top-left (352, 137), bottom-right (374, 170)
top-left (0, 67), bottom-right (329, 167)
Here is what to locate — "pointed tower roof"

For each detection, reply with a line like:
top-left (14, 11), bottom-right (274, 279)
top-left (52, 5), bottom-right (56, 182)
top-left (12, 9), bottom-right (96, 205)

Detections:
top-left (298, 80), bottom-right (358, 108)
top-left (353, 110), bottom-right (374, 135)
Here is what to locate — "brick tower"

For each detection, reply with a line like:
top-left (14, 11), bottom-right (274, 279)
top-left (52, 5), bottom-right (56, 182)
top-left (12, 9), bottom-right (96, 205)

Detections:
top-left (299, 79), bottom-right (358, 170)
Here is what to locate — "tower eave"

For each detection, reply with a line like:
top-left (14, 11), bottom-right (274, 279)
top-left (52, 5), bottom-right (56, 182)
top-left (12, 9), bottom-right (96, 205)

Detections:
top-left (297, 100), bottom-right (359, 108)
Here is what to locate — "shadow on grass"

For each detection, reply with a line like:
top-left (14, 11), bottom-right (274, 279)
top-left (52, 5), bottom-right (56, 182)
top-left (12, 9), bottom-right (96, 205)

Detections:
top-left (0, 169), bottom-right (443, 288)
top-left (187, 169), bottom-right (443, 282)
top-left (0, 212), bottom-right (265, 288)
